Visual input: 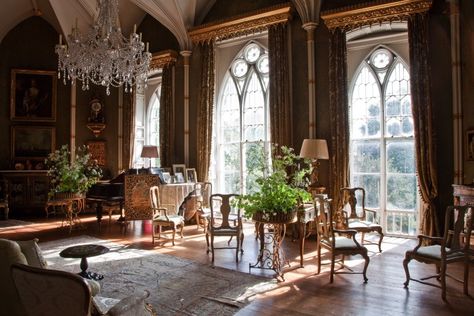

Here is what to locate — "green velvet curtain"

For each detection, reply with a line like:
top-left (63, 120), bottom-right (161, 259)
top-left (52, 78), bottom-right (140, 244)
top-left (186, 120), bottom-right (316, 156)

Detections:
top-left (159, 65), bottom-right (174, 168)
top-left (269, 23), bottom-right (292, 147)
top-left (328, 27), bottom-right (350, 228)
top-left (197, 41), bottom-right (215, 182)
top-left (408, 13), bottom-right (439, 237)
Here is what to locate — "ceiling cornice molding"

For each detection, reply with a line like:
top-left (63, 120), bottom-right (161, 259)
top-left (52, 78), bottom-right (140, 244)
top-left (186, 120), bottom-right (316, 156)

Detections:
top-left (149, 50), bottom-right (178, 70)
top-left (188, 3), bottom-right (292, 44)
top-left (321, 0), bottom-right (433, 31)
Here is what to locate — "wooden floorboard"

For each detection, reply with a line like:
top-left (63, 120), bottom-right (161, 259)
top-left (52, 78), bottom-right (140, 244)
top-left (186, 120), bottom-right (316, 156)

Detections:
top-left (1, 214), bottom-right (473, 315)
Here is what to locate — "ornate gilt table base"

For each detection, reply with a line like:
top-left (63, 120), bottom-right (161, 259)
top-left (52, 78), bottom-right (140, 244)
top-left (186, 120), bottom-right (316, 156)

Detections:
top-left (249, 222), bottom-right (290, 282)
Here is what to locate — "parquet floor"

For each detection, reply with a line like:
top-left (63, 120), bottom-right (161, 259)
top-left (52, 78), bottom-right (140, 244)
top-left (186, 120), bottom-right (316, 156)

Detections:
top-left (1, 214), bottom-right (473, 316)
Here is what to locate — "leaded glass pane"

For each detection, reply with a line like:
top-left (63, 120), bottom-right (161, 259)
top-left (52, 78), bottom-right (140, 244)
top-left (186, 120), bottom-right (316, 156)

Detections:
top-left (244, 43), bottom-right (261, 63)
top-left (387, 140), bottom-right (415, 173)
top-left (351, 65), bottom-right (381, 138)
top-left (243, 72), bottom-right (265, 142)
top-left (257, 54), bottom-right (269, 74)
top-left (387, 174), bottom-right (417, 210)
top-left (351, 174), bottom-right (380, 208)
top-left (351, 140), bottom-right (380, 173)
top-left (231, 59), bottom-right (248, 77)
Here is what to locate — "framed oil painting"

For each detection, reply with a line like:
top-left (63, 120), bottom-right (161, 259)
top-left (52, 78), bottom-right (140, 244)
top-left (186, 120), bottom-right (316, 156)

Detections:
top-left (467, 129), bottom-right (474, 161)
top-left (12, 126), bottom-right (55, 160)
top-left (10, 69), bottom-right (57, 122)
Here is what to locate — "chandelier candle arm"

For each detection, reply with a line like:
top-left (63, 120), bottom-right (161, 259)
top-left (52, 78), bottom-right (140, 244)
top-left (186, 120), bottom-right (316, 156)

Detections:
top-left (55, 0), bottom-right (151, 95)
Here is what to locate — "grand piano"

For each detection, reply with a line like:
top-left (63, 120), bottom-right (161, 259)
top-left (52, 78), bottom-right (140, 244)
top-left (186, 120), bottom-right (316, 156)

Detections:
top-left (87, 172), bottom-right (196, 226)
top-left (86, 172), bottom-right (125, 226)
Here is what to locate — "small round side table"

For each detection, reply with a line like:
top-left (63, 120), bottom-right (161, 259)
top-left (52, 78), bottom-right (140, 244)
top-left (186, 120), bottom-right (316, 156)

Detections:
top-left (60, 244), bottom-right (109, 280)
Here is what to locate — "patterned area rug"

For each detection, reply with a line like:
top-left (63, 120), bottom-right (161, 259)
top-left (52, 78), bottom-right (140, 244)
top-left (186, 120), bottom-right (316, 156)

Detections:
top-left (40, 236), bottom-right (276, 315)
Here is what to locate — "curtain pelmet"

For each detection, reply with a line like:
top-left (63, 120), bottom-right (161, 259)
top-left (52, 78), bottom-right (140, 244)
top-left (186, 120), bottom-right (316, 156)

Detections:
top-left (328, 28), bottom-right (350, 228)
top-left (159, 66), bottom-right (174, 167)
top-left (269, 23), bottom-right (292, 147)
top-left (408, 13), bottom-right (439, 238)
top-left (197, 41), bottom-right (215, 182)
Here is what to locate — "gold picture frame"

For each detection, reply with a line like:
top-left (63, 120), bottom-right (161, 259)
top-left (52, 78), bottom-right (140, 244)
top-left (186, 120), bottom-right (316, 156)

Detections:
top-left (12, 126), bottom-right (56, 161)
top-left (10, 69), bottom-right (57, 122)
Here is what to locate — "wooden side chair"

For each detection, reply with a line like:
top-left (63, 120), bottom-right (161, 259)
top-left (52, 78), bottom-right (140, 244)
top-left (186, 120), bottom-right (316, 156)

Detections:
top-left (340, 187), bottom-right (384, 252)
top-left (315, 195), bottom-right (370, 283)
top-left (403, 205), bottom-right (474, 301)
top-left (149, 186), bottom-right (184, 246)
top-left (205, 194), bottom-right (243, 262)
top-left (194, 182), bottom-right (212, 232)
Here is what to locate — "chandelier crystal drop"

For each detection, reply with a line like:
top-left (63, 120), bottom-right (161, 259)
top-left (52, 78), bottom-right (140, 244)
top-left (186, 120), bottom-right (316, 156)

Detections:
top-left (55, 0), bottom-right (151, 95)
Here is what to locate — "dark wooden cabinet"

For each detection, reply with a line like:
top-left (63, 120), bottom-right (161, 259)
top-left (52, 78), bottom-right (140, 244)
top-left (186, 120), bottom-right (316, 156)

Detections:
top-left (452, 184), bottom-right (474, 206)
top-left (0, 170), bottom-right (49, 218)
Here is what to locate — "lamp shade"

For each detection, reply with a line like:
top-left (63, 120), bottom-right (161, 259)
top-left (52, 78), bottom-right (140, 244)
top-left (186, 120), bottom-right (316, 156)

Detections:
top-left (140, 145), bottom-right (159, 158)
top-left (299, 139), bottom-right (329, 160)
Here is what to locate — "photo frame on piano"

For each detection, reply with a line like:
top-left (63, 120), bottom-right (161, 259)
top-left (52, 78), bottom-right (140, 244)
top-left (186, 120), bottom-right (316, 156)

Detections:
top-left (175, 172), bottom-right (185, 183)
top-left (172, 164), bottom-right (186, 180)
top-left (150, 167), bottom-right (166, 183)
top-left (186, 168), bottom-right (197, 183)
top-left (162, 172), bottom-right (172, 184)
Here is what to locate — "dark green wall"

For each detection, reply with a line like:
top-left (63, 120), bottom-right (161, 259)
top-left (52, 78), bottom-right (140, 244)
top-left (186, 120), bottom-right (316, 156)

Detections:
top-left (0, 16), bottom-right (69, 169)
top-left (461, 0), bottom-right (474, 183)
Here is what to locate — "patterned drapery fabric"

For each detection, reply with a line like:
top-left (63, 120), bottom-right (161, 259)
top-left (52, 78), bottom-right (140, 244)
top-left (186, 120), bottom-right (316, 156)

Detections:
top-left (408, 13), bottom-right (439, 238)
top-left (269, 23), bottom-right (292, 148)
top-left (159, 65), bottom-right (175, 168)
top-left (123, 91), bottom-right (135, 169)
top-left (328, 27), bottom-right (350, 228)
top-left (197, 41), bottom-right (215, 182)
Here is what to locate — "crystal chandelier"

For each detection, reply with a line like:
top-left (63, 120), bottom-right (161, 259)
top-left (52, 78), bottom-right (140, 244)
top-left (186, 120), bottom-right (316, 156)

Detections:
top-left (55, 0), bottom-right (151, 95)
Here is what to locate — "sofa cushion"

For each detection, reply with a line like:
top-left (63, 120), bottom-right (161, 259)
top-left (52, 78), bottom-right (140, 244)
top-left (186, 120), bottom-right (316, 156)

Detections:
top-left (17, 238), bottom-right (48, 268)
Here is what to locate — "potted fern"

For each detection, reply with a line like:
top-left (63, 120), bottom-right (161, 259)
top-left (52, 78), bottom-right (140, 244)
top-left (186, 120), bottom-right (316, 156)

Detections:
top-left (45, 144), bottom-right (102, 199)
top-left (236, 145), bottom-right (311, 224)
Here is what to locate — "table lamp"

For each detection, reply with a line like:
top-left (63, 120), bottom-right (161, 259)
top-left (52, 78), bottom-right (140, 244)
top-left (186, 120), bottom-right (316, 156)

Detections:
top-left (299, 139), bottom-right (329, 193)
top-left (140, 145), bottom-right (159, 171)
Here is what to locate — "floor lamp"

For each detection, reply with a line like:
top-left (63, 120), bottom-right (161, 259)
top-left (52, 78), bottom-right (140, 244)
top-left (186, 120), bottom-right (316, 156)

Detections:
top-left (299, 139), bottom-right (329, 194)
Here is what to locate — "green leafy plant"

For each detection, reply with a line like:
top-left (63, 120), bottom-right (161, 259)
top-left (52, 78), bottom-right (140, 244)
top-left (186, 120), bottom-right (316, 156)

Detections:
top-left (236, 145), bottom-right (312, 219)
top-left (45, 144), bottom-right (102, 197)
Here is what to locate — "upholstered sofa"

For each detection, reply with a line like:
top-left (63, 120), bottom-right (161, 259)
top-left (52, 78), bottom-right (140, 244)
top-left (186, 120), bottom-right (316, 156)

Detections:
top-left (0, 238), bottom-right (153, 316)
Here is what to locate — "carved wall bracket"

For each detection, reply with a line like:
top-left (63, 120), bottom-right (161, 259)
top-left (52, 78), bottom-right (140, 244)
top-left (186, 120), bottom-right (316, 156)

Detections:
top-left (321, 0), bottom-right (433, 31)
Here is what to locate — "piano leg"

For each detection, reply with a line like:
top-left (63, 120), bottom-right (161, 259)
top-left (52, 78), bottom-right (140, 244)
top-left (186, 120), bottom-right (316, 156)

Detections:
top-left (95, 201), bottom-right (103, 229)
top-left (117, 201), bottom-right (125, 223)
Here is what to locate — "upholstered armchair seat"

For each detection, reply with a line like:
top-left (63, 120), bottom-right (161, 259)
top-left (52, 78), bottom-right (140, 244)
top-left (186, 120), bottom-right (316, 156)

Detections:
top-left (0, 238), bottom-right (101, 316)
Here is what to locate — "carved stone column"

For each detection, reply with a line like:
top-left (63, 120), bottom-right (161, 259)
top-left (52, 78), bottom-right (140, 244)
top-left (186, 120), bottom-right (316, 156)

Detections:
top-left (181, 50), bottom-right (192, 166)
top-left (303, 22), bottom-right (317, 139)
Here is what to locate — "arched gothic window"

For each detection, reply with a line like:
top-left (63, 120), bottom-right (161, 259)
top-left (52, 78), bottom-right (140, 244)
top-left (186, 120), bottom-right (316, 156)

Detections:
top-left (349, 46), bottom-right (418, 236)
top-left (211, 41), bottom-right (270, 194)
top-left (147, 84), bottom-right (161, 167)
